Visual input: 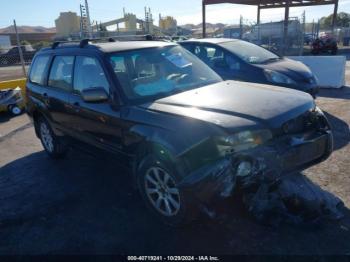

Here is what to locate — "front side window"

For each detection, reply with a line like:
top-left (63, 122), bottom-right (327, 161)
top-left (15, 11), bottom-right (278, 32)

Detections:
top-left (29, 55), bottom-right (50, 85)
top-left (48, 56), bottom-right (74, 91)
top-left (109, 45), bottom-right (222, 103)
top-left (74, 56), bottom-right (110, 94)
top-left (220, 41), bottom-right (280, 64)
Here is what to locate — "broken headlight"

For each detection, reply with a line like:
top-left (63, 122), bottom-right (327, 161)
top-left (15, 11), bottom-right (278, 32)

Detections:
top-left (216, 129), bottom-right (272, 155)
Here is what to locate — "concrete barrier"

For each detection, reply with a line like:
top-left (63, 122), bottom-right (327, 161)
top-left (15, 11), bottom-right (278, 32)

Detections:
top-left (288, 56), bottom-right (346, 89)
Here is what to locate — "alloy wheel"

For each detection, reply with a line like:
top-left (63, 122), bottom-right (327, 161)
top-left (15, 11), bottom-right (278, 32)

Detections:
top-left (144, 167), bottom-right (181, 217)
top-left (40, 122), bottom-right (54, 153)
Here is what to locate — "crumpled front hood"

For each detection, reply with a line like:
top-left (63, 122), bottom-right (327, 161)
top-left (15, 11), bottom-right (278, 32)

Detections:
top-left (140, 81), bottom-right (315, 131)
top-left (255, 58), bottom-right (314, 81)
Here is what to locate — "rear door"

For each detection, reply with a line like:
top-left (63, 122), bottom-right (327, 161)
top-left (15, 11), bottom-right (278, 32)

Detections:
top-left (45, 55), bottom-right (75, 135)
top-left (68, 55), bottom-right (124, 153)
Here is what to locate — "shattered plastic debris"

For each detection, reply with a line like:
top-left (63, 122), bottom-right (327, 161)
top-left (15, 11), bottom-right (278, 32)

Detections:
top-left (243, 173), bottom-right (344, 226)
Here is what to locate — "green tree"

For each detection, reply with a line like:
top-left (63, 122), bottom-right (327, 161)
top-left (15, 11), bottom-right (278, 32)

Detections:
top-left (320, 12), bottom-right (350, 28)
top-left (32, 41), bottom-right (51, 50)
top-left (20, 40), bottom-right (31, 46)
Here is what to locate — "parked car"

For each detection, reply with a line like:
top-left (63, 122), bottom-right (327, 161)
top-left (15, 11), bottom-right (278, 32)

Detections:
top-left (0, 87), bottom-right (25, 115)
top-left (0, 45), bottom-right (36, 66)
top-left (180, 38), bottom-right (319, 98)
top-left (26, 39), bottom-right (333, 225)
top-left (311, 36), bottom-right (338, 55)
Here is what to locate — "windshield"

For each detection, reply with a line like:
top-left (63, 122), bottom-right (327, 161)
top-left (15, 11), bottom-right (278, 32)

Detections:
top-left (109, 45), bottom-right (222, 103)
top-left (220, 41), bottom-right (280, 64)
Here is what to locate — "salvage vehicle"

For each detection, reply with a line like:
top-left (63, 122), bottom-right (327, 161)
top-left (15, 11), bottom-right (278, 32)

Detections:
top-left (0, 87), bottom-right (24, 115)
top-left (26, 39), bottom-right (333, 225)
top-left (311, 36), bottom-right (338, 55)
top-left (180, 38), bottom-right (319, 98)
top-left (0, 45), bottom-right (36, 66)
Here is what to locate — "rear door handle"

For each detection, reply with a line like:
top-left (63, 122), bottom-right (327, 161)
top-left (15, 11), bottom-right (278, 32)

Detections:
top-left (72, 101), bottom-right (81, 113)
top-left (42, 92), bottom-right (49, 105)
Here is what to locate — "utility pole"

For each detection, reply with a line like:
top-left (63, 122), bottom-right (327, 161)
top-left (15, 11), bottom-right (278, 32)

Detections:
top-left (239, 15), bottom-right (243, 39)
top-left (13, 19), bottom-right (26, 77)
top-left (80, 4), bottom-right (83, 38)
top-left (299, 11), bottom-right (306, 55)
top-left (85, 0), bottom-right (93, 38)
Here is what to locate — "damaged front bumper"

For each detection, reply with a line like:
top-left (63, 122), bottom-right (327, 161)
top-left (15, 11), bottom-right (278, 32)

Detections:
top-left (178, 157), bottom-right (236, 205)
top-left (177, 129), bottom-right (332, 206)
top-left (233, 129), bottom-right (333, 187)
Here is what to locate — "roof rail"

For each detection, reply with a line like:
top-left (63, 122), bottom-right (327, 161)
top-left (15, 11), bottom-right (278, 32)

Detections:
top-left (51, 35), bottom-right (156, 50)
top-left (52, 40), bottom-right (82, 49)
top-left (79, 37), bottom-right (117, 48)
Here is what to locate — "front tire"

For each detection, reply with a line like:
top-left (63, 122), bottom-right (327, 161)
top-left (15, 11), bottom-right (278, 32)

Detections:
top-left (38, 117), bottom-right (67, 159)
top-left (136, 154), bottom-right (197, 226)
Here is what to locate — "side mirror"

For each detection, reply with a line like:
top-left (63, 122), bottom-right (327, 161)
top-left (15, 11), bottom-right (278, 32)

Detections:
top-left (81, 88), bottom-right (108, 103)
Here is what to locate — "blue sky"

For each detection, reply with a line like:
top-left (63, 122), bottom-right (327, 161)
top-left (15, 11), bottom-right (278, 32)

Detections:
top-left (1, 0), bottom-right (349, 28)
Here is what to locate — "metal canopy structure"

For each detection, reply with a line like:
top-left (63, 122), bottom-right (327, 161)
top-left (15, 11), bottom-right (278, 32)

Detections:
top-left (202, 0), bottom-right (339, 53)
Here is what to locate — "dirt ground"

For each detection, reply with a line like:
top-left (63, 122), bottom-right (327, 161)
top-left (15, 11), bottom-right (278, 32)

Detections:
top-left (0, 63), bottom-right (349, 255)
top-left (0, 65), bottom-right (28, 82)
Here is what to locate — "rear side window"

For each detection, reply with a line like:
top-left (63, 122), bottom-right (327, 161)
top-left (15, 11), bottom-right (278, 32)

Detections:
top-left (29, 55), bottom-right (50, 85)
top-left (73, 56), bottom-right (110, 94)
top-left (48, 56), bottom-right (74, 91)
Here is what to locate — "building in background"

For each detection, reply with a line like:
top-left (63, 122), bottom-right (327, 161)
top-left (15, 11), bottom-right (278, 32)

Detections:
top-left (124, 13), bottom-right (138, 31)
top-left (55, 12), bottom-right (81, 37)
top-left (0, 35), bottom-right (11, 51)
top-left (159, 15), bottom-right (177, 35)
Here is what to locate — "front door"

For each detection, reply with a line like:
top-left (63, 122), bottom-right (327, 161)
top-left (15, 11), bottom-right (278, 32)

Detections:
top-left (68, 55), bottom-right (123, 154)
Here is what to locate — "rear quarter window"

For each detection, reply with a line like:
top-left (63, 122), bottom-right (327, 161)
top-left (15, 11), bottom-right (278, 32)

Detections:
top-left (29, 55), bottom-right (50, 85)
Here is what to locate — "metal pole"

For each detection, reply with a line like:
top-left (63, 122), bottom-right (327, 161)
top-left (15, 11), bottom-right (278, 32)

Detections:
top-left (85, 0), bottom-right (93, 38)
top-left (13, 19), bottom-right (26, 77)
top-left (257, 5), bottom-right (261, 43)
top-left (299, 11), bottom-right (305, 56)
top-left (202, 1), bottom-right (206, 38)
top-left (80, 5), bottom-right (83, 39)
top-left (331, 0), bottom-right (338, 33)
top-left (239, 15), bottom-right (243, 39)
top-left (283, 0), bottom-right (290, 55)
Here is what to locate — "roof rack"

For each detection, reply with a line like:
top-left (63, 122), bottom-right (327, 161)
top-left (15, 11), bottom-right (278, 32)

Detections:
top-left (51, 34), bottom-right (157, 50)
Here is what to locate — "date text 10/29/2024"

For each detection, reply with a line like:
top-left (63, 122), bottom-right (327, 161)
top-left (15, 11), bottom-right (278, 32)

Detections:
top-left (127, 256), bottom-right (220, 261)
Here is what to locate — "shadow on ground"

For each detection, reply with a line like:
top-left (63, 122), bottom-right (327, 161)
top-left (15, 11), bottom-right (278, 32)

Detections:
top-left (323, 111), bottom-right (350, 151)
top-left (317, 86), bottom-right (350, 100)
top-left (0, 112), bottom-right (13, 123)
top-left (0, 150), bottom-right (350, 255)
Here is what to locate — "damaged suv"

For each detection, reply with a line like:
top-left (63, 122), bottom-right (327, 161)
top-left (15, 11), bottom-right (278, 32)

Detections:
top-left (26, 39), bottom-right (333, 225)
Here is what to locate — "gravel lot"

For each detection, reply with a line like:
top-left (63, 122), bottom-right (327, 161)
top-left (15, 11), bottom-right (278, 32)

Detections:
top-left (0, 62), bottom-right (349, 255)
top-left (0, 65), bottom-right (29, 82)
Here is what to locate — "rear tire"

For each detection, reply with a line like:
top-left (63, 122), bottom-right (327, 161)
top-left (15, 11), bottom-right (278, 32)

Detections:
top-left (136, 154), bottom-right (197, 226)
top-left (8, 105), bottom-right (22, 115)
top-left (37, 117), bottom-right (67, 159)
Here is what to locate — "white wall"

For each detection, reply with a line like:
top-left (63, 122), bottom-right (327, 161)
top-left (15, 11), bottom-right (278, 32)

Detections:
top-left (288, 56), bottom-right (346, 89)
